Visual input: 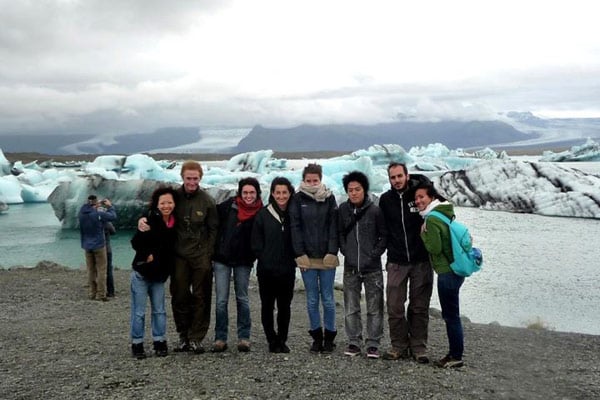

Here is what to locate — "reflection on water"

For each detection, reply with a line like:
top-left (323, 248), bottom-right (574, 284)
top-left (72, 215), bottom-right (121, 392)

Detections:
top-left (1, 203), bottom-right (599, 335)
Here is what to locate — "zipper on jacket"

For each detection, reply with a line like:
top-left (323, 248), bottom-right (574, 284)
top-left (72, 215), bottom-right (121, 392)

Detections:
top-left (398, 191), bottom-right (411, 263)
top-left (354, 207), bottom-right (360, 270)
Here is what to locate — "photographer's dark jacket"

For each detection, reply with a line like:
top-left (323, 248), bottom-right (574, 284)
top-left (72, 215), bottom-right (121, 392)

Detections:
top-left (338, 197), bottom-right (387, 274)
top-left (213, 197), bottom-right (258, 267)
top-left (251, 203), bottom-right (296, 278)
top-left (131, 211), bottom-right (177, 282)
top-left (79, 204), bottom-right (116, 251)
top-left (379, 174), bottom-right (431, 264)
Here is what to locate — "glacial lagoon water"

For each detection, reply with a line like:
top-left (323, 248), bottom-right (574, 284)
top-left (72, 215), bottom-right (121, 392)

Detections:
top-left (1, 202), bottom-right (598, 335)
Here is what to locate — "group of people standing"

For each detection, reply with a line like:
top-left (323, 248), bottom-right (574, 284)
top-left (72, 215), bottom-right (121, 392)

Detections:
top-left (104, 159), bottom-right (465, 369)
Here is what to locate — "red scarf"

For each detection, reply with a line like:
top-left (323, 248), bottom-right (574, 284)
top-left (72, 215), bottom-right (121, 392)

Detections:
top-left (235, 196), bottom-right (263, 223)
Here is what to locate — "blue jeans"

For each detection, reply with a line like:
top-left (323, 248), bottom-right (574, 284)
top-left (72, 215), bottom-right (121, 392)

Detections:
top-left (213, 262), bottom-right (252, 341)
top-left (343, 269), bottom-right (384, 349)
top-left (437, 271), bottom-right (465, 359)
top-left (301, 268), bottom-right (336, 331)
top-left (130, 271), bottom-right (167, 344)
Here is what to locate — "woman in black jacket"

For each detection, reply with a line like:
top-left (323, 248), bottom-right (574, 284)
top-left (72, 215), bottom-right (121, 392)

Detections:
top-left (289, 163), bottom-right (340, 353)
top-left (251, 177), bottom-right (296, 353)
top-left (130, 186), bottom-right (178, 359)
top-left (212, 177), bottom-right (263, 353)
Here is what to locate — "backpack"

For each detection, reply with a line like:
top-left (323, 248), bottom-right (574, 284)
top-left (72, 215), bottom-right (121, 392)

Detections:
top-left (427, 210), bottom-right (483, 277)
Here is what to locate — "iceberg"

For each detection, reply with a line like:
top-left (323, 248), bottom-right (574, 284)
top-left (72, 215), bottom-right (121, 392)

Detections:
top-left (1, 144), bottom-right (599, 226)
top-left (540, 138), bottom-right (600, 162)
top-left (0, 175), bottom-right (24, 203)
top-left (0, 149), bottom-right (10, 176)
top-left (437, 159), bottom-right (600, 218)
top-left (47, 176), bottom-right (237, 229)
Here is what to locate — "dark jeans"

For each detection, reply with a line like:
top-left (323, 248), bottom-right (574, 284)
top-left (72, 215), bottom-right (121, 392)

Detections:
top-left (385, 261), bottom-right (433, 354)
top-left (106, 250), bottom-right (114, 296)
top-left (170, 255), bottom-right (212, 342)
top-left (213, 262), bottom-right (252, 341)
top-left (258, 273), bottom-right (295, 344)
top-left (437, 271), bottom-right (465, 360)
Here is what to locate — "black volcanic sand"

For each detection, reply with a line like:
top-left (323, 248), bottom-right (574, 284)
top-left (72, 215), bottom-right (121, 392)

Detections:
top-left (1, 262), bottom-right (598, 400)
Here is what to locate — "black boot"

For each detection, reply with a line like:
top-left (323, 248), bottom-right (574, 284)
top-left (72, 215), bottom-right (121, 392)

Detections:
top-left (308, 328), bottom-right (324, 353)
top-left (268, 341), bottom-right (281, 353)
top-left (153, 340), bottom-right (168, 357)
top-left (131, 343), bottom-right (146, 359)
top-left (322, 329), bottom-right (337, 354)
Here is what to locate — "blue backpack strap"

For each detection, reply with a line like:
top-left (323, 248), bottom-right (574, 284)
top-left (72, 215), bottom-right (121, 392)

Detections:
top-left (427, 210), bottom-right (451, 225)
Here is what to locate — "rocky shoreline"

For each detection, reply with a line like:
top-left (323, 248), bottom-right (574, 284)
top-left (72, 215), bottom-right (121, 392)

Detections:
top-left (1, 263), bottom-right (599, 400)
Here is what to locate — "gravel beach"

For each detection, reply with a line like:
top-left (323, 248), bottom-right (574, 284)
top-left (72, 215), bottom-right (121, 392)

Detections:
top-left (1, 262), bottom-right (599, 400)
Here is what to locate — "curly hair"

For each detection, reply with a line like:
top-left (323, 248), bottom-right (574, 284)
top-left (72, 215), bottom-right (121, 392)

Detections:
top-left (342, 171), bottom-right (370, 194)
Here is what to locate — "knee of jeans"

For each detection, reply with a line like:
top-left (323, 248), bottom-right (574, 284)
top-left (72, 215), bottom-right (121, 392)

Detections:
top-left (322, 293), bottom-right (336, 309)
top-left (133, 307), bottom-right (146, 318)
top-left (306, 294), bottom-right (319, 308)
top-left (152, 308), bottom-right (166, 315)
top-left (216, 297), bottom-right (229, 308)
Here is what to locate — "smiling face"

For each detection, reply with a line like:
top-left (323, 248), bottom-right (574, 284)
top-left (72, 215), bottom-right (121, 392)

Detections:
top-left (157, 193), bottom-right (175, 217)
top-left (388, 165), bottom-right (409, 191)
top-left (182, 169), bottom-right (201, 193)
top-left (241, 184), bottom-right (258, 205)
top-left (303, 173), bottom-right (321, 187)
top-left (414, 188), bottom-right (433, 211)
top-left (347, 181), bottom-right (365, 206)
top-left (272, 184), bottom-right (291, 210)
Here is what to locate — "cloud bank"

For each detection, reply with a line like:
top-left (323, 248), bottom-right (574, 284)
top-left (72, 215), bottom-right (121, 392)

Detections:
top-left (1, 0), bottom-right (599, 136)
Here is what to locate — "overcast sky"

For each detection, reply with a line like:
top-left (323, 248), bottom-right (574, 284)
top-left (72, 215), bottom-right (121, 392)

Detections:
top-left (1, 0), bottom-right (599, 136)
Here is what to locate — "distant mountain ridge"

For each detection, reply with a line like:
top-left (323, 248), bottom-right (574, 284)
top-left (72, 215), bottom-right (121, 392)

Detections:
top-left (0, 127), bottom-right (200, 155)
top-left (234, 120), bottom-right (534, 152)
top-left (2, 113), bottom-right (599, 155)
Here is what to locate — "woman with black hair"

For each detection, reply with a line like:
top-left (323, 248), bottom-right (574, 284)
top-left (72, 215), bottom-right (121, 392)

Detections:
top-left (414, 183), bottom-right (465, 368)
top-left (130, 186), bottom-right (178, 359)
top-left (251, 177), bottom-right (297, 353)
top-left (212, 177), bottom-right (263, 353)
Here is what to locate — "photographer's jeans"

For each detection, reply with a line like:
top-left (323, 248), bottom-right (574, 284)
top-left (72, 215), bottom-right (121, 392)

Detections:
top-left (437, 271), bottom-right (465, 359)
top-left (213, 262), bottom-right (252, 341)
top-left (130, 271), bottom-right (167, 344)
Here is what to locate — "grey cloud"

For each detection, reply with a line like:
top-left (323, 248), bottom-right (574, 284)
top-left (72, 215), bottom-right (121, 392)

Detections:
top-left (0, 0), bottom-right (229, 85)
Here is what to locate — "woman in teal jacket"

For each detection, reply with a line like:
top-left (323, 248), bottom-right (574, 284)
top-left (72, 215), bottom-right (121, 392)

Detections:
top-left (414, 183), bottom-right (465, 369)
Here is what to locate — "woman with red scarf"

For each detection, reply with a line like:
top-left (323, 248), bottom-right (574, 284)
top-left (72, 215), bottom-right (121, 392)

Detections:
top-left (212, 177), bottom-right (263, 352)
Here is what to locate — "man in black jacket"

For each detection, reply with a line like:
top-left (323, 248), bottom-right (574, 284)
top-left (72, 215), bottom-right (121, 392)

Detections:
top-left (379, 163), bottom-right (433, 363)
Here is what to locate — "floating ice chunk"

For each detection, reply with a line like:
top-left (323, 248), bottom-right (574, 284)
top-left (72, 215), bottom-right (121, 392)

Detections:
top-left (227, 150), bottom-right (274, 173)
top-left (48, 176), bottom-right (235, 228)
top-left (21, 182), bottom-right (56, 203)
top-left (17, 169), bottom-right (45, 186)
top-left (540, 138), bottom-right (600, 162)
top-left (436, 159), bottom-right (600, 218)
top-left (347, 144), bottom-right (413, 166)
top-left (84, 155), bottom-right (127, 173)
top-left (0, 149), bottom-right (9, 176)
top-left (0, 175), bottom-right (23, 204)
